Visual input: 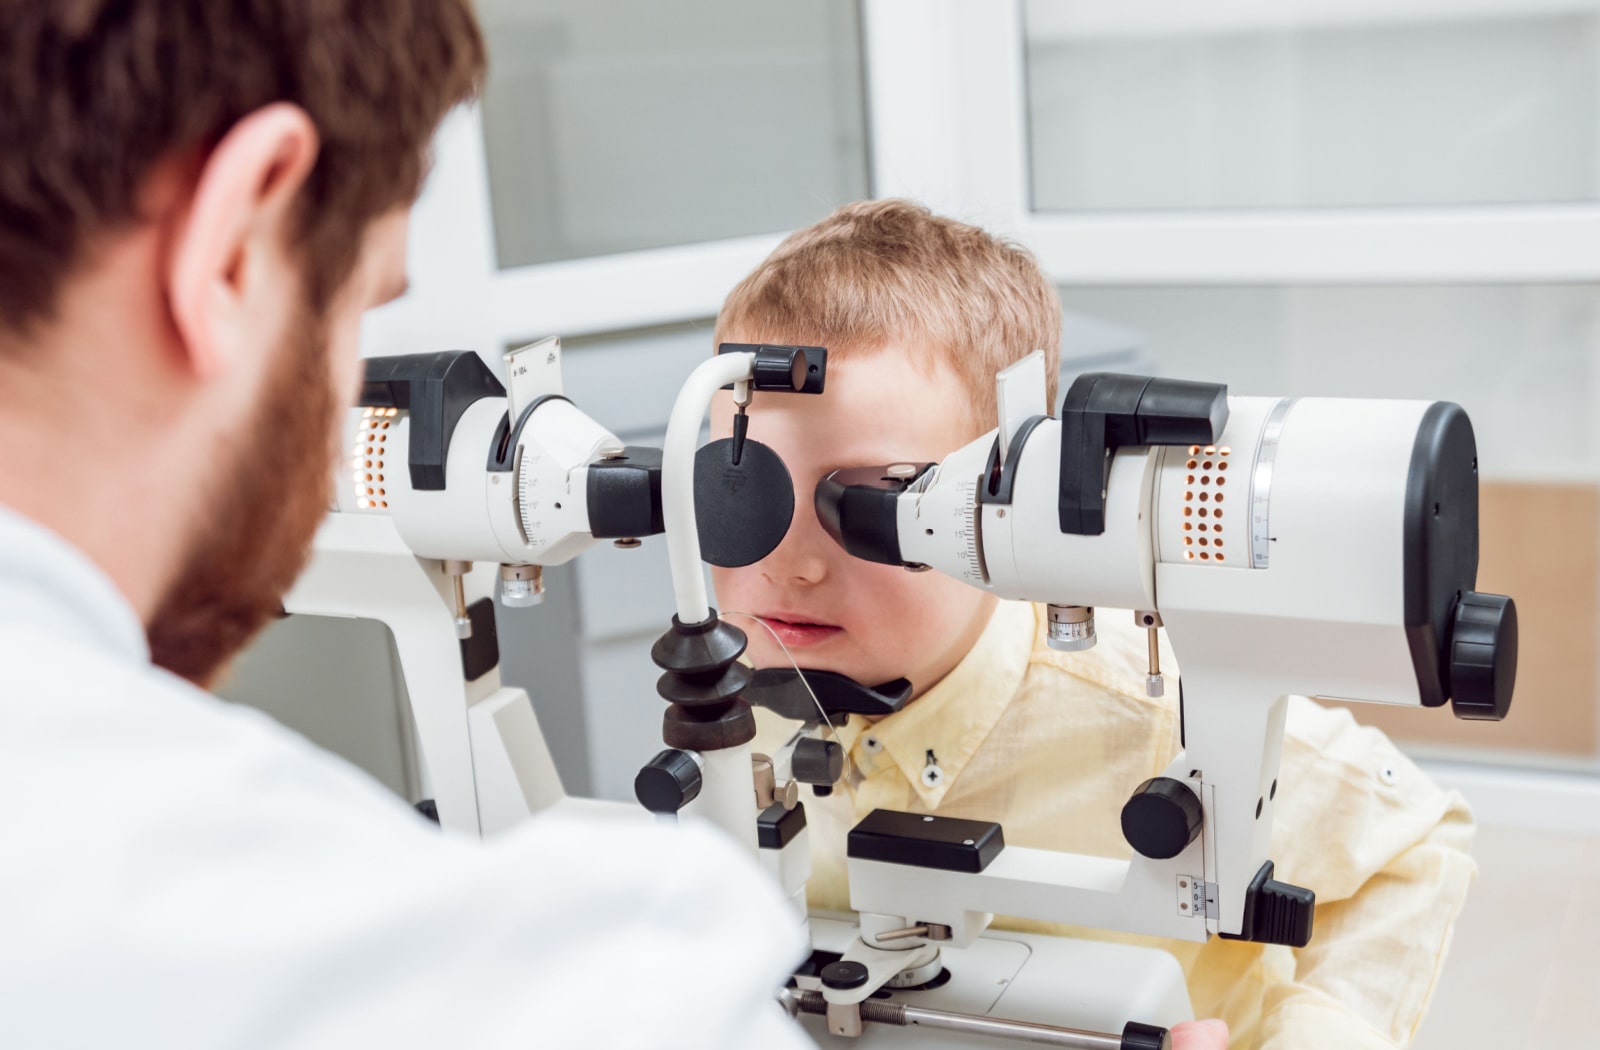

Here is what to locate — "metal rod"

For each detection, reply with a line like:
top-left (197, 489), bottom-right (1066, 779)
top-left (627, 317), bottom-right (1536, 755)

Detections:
top-left (1147, 627), bottom-right (1160, 677)
top-left (901, 1005), bottom-right (1123, 1049)
top-left (783, 990), bottom-right (1131, 1050)
top-left (874, 925), bottom-right (931, 942)
top-left (443, 560), bottom-right (472, 639)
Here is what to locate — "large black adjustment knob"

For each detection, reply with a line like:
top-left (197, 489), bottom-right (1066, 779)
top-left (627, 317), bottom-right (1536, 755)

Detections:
top-left (792, 738), bottom-right (846, 786)
top-left (819, 960), bottom-right (870, 991)
top-left (750, 346), bottom-right (810, 392)
top-left (1449, 592), bottom-right (1517, 722)
top-left (635, 748), bottom-right (702, 815)
top-left (1121, 777), bottom-right (1203, 860)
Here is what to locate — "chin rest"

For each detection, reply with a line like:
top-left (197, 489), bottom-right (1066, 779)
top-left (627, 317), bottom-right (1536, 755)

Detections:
top-left (744, 668), bottom-right (913, 723)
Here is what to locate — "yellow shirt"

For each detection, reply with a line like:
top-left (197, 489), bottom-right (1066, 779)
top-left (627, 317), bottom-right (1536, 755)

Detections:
top-left (754, 600), bottom-right (1476, 1050)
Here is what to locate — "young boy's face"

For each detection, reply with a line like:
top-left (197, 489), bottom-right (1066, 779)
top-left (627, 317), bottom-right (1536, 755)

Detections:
top-left (710, 348), bottom-right (998, 694)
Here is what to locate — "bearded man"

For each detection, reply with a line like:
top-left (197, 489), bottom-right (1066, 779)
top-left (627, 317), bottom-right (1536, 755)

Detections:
top-left (0, 4), bottom-right (807, 1048)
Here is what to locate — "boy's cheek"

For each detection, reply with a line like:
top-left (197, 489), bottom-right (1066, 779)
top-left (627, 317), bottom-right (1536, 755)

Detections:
top-left (707, 565), bottom-right (745, 609)
top-left (858, 570), bottom-right (994, 667)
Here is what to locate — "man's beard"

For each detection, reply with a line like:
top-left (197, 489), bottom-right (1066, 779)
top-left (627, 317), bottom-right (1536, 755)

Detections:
top-left (147, 311), bottom-right (341, 687)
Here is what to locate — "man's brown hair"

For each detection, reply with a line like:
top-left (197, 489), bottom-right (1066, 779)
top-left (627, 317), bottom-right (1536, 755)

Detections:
top-left (0, 1), bottom-right (485, 336)
top-left (715, 199), bottom-right (1062, 430)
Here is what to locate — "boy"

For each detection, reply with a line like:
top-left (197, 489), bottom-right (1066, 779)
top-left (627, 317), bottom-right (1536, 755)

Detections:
top-left (711, 200), bottom-right (1475, 1050)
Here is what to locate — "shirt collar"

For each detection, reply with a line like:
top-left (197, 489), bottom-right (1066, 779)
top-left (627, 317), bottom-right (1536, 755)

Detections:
top-left (0, 503), bottom-right (149, 663)
top-left (838, 600), bottom-right (1037, 808)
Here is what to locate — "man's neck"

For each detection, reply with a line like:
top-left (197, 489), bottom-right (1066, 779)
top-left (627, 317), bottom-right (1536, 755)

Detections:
top-left (0, 388), bottom-right (183, 627)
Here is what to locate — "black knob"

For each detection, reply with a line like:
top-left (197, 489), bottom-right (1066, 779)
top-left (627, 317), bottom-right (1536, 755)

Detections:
top-left (792, 738), bottom-right (845, 786)
top-left (750, 346), bottom-right (809, 392)
top-left (1449, 592), bottom-right (1517, 721)
top-left (1121, 777), bottom-right (1203, 860)
top-left (1120, 1021), bottom-right (1171, 1050)
top-left (819, 960), bottom-right (870, 991)
top-left (634, 748), bottom-right (702, 814)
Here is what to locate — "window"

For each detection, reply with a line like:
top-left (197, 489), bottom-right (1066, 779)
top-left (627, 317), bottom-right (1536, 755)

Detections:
top-left (479, 0), bottom-right (871, 268)
top-left (1025, 1), bottom-right (1600, 213)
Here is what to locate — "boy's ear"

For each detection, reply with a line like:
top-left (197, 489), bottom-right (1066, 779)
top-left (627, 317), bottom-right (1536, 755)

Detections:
top-left (165, 103), bottom-right (320, 380)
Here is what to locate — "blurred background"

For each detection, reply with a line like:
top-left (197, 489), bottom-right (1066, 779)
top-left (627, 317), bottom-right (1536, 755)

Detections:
top-left (224, 2), bottom-right (1600, 1043)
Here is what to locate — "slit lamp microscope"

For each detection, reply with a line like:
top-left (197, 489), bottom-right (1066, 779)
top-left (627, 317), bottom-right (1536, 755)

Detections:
top-left (284, 341), bottom-right (1516, 1050)
top-left (787, 350), bottom-right (1516, 1045)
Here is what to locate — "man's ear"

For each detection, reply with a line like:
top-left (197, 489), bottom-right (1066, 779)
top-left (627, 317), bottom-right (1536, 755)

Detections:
top-left (166, 103), bottom-right (319, 380)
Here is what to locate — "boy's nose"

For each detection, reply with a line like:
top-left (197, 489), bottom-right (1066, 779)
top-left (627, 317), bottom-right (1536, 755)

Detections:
top-left (760, 492), bottom-right (832, 585)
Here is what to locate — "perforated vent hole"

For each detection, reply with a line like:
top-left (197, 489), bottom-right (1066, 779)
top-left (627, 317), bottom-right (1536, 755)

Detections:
top-left (352, 407), bottom-right (395, 511)
top-left (1180, 441), bottom-right (1229, 564)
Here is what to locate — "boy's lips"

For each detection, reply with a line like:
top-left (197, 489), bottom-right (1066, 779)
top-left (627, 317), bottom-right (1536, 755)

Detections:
top-left (757, 614), bottom-right (844, 649)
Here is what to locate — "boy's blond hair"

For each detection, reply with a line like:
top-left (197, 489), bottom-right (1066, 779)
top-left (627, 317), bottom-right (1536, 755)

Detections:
top-left (714, 199), bottom-right (1062, 430)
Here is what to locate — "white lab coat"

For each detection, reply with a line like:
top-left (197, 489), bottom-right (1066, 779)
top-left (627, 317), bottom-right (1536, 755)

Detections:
top-left (0, 505), bottom-right (813, 1049)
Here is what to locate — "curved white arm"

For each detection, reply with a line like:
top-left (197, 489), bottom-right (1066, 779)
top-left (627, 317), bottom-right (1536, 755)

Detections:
top-left (662, 352), bottom-right (755, 624)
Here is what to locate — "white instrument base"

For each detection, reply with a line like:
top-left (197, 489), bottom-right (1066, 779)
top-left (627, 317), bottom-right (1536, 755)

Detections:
top-left (799, 915), bottom-right (1192, 1048)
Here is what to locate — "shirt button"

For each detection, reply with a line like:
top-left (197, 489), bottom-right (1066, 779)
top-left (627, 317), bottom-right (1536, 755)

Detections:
top-left (863, 736), bottom-right (883, 754)
top-left (1379, 764), bottom-right (1399, 786)
top-left (921, 764), bottom-right (945, 789)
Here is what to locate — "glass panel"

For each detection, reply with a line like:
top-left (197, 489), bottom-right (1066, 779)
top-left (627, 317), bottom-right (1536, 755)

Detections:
top-left (1025, 1), bottom-right (1600, 212)
top-left (1058, 283), bottom-right (1600, 769)
top-left (478, 0), bottom-right (870, 268)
